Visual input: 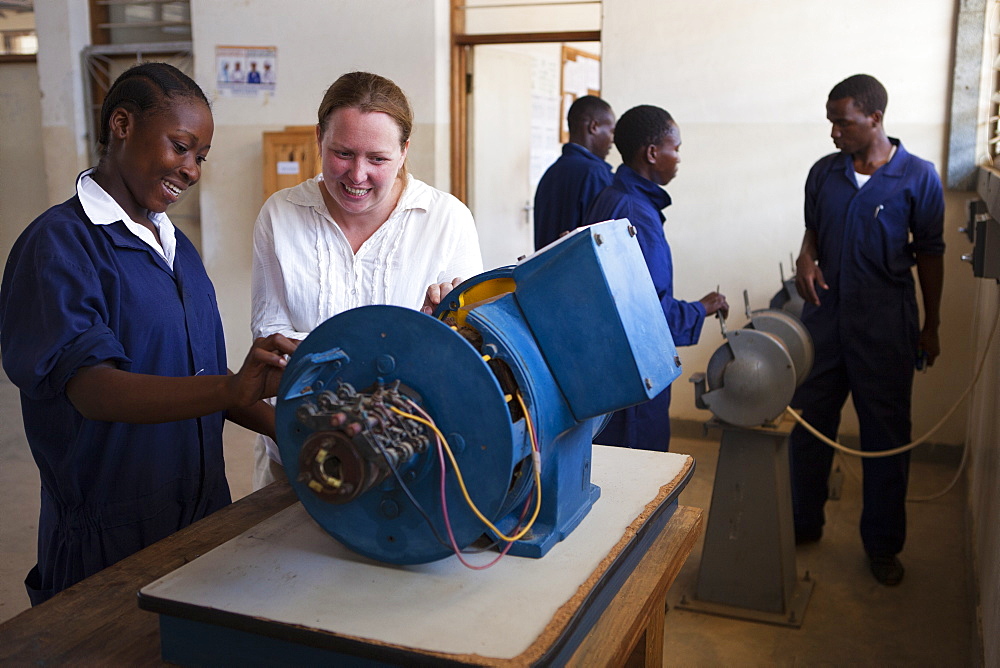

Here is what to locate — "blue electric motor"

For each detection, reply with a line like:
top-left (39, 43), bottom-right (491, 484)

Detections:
top-left (275, 219), bottom-right (681, 564)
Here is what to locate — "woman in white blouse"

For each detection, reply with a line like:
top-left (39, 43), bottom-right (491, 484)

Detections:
top-left (250, 71), bottom-right (484, 488)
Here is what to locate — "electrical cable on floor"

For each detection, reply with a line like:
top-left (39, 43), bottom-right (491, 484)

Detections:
top-left (834, 435), bottom-right (971, 502)
top-left (785, 300), bottom-right (1000, 500)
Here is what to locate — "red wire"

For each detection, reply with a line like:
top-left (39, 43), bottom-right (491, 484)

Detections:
top-left (408, 399), bottom-right (537, 570)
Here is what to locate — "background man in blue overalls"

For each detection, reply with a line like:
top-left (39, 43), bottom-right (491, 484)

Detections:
top-left (533, 95), bottom-right (616, 250)
top-left (791, 74), bottom-right (945, 586)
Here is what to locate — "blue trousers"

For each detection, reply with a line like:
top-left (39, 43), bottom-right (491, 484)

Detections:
top-left (595, 386), bottom-right (672, 452)
top-left (789, 330), bottom-right (914, 557)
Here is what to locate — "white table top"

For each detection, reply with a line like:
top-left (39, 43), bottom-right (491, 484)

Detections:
top-left (141, 446), bottom-right (692, 662)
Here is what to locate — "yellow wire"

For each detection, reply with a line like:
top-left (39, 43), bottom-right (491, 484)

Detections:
top-left (389, 396), bottom-right (542, 542)
top-left (784, 301), bottom-right (1000, 458)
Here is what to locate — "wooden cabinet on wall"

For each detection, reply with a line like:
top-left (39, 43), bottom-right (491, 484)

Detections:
top-left (262, 126), bottom-right (318, 202)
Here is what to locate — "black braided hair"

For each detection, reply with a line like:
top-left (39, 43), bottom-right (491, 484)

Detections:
top-left (97, 62), bottom-right (209, 154)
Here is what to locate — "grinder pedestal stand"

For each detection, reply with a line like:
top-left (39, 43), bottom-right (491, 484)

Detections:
top-left (676, 417), bottom-right (814, 627)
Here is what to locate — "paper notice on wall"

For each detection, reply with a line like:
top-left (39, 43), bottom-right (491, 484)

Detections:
top-left (582, 57), bottom-right (600, 93)
top-left (562, 58), bottom-right (587, 98)
top-left (217, 45), bottom-right (277, 97)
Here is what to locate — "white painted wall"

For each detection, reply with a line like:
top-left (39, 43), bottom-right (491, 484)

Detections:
top-left (462, 0), bottom-right (600, 33)
top-left (970, 16), bottom-right (1000, 665)
top-left (966, 275), bottom-right (1000, 668)
top-left (190, 0), bottom-right (452, 359)
top-left (32, 0), bottom-right (91, 205)
top-left (602, 0), bottom-right (975, 444)
top-left (0, 62), bottom-right (48, 263)
top-left (9, 0), bottom-right (978, 445)
top-left (12, 0), bottom-right (975, 445)
top-left (6, 0), bottom-right (998, 654)
top-left (0, 9), bottom-right (35, 32)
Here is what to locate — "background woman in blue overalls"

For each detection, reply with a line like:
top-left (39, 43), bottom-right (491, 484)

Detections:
top-left (0, 63), bottom-right (297, 605)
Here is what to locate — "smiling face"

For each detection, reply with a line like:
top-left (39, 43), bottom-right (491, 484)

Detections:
top-left (316, 106), bottom-right (409, 225)
top-left (103, 96), bottom-right (213, 223)
top-left (826, 96), bottom-right (880, 155)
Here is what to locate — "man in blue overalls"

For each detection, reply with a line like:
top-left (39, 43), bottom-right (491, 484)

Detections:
top-left (534, 96), bottom-right (616, 250)
top-left (791, 74), bottom-right (945, 586)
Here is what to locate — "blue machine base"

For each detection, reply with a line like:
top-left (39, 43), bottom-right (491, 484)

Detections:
top-left (144, 496), bottom-right (684, 668)
top-left (501, 482), bottom-right (601, 559)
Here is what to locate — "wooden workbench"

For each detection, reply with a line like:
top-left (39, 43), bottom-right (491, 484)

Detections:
top-left (0, 459), bottom-right (702, 667)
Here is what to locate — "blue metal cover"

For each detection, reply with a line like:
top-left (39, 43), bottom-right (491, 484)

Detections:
top-left (513, 219), bottom-right (680, 421)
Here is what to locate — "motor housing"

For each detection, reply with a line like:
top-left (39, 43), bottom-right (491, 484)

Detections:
top-left (275, 219), bottom-right (682, 564)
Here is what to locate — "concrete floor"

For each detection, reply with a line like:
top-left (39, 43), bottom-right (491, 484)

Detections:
top-left (0, 372), bottom-right (978, 664)
top-left (665, 434), bottom-right (976, 666)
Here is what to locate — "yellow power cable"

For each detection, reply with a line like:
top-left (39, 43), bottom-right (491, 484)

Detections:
top-left (784, 301), bottom-right (1000, 459)
top-left (389, 395), bottom-right (542, 543)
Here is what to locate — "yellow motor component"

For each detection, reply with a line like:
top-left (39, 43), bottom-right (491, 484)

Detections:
top-left (437, 277), bottom-right (516, 327)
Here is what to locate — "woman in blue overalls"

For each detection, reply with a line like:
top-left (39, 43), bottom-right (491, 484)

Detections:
top-left (0, 63), bottom-right (297, 605)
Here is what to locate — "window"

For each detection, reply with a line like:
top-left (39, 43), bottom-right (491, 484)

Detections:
top-left (0, 0), bottom-right (37, 58)
top-left (90, 0), bottom-right (190, 45)
top-left (83, 1), bottom-right (193, 156)
top-left (947, 0), bottom-right (990, 188)
top-left (987, 1), bottom-right (1000, 168)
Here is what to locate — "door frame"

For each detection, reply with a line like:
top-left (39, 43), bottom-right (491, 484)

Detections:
top-left (449, 2), bottom-right (599, 203)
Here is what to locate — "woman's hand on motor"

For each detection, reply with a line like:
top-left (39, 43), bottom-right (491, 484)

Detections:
top-left (422, 277), bottom-right (464, 315)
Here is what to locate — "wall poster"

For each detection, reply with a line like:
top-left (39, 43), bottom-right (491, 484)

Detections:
top-left (216, 45), bottom-right (277, 97)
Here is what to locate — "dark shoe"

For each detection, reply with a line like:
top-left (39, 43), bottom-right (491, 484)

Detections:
top-left (869, 555), bottom-right (904, 586)
top-left (795, 528), bottom-right (822, 545)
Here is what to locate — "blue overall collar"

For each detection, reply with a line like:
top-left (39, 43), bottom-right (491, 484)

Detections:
top-left (562, 142), bottom-right (608, 165)
top-left (838, 137), bottom-right (909, 182)
top-left (614, 164), bottom-right (672, 214)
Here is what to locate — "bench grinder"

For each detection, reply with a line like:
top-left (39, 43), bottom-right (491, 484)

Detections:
top-left (680, 293), bottom-right (816, 626)
top-left (692, 303), bottom-right (813, 427)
